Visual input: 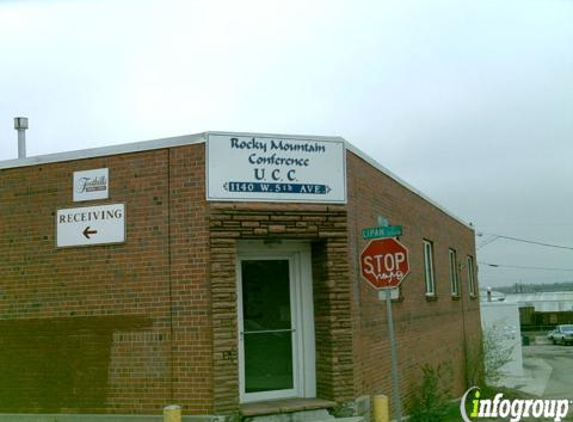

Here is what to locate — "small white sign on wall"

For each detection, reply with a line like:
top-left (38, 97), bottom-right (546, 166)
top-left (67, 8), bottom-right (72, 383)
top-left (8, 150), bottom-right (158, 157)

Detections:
top-left (73, 168), bottom-right (109, 202)
top-left (207, 134), bottom-right (347, 203)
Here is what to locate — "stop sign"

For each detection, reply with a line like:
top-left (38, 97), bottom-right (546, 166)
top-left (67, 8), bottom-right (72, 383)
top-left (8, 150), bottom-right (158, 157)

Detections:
top-left (360, 238), bottom-right (410, 289)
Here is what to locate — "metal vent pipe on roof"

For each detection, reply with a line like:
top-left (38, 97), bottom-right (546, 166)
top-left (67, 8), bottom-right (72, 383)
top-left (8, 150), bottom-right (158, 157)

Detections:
top-left (14, 117), bottom-right (28, 159)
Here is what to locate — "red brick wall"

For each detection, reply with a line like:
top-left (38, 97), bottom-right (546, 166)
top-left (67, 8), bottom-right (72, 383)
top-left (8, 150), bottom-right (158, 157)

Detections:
top-left (168, 146), bottom-right (213, 414)
top-left (0, 145), bottom-right (212, 414)
top-left (345, 151), bottom-right (481, 413)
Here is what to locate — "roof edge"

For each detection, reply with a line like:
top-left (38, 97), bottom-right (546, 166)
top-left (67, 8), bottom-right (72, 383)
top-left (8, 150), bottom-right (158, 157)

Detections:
top-left (344, 141), bottom-right (473, 230)
top-left (0, 133), bottom-right (206, 170)
top-left (205, 130), bottom-right (346, 143)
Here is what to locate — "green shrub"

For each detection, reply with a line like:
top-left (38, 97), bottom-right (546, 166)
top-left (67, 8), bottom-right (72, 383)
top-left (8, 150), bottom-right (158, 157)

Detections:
top-left (466, 322), bottom-right (515, 388)
top-left (409, 363), bottom-right (453, 422)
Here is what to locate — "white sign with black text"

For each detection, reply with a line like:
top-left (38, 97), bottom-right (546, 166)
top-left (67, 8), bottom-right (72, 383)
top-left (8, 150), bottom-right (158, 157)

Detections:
top-left (207, 135), bottom-right (346, 203)
top-left (56, 203), bottom-right (125, 248)
top-left (73, 168), bottom-right (109, 202)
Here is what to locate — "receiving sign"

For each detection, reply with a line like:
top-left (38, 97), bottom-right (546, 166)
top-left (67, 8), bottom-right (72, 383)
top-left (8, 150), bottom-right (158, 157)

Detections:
top-left (56, 204), bottom-right (125, 248)
top-left (207, 134), bottom-right (346, 203)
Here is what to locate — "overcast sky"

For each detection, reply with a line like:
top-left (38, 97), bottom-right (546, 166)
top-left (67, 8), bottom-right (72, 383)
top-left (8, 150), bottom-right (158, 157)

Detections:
top-left (1, 0), bottom-right (572, 288)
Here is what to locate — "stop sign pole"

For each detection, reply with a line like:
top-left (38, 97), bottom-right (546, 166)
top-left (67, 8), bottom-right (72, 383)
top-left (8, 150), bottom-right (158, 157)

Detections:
top-left (360, 237), bottom-right (410, 422)
top-left (380, 288), bottom-right (402, 422)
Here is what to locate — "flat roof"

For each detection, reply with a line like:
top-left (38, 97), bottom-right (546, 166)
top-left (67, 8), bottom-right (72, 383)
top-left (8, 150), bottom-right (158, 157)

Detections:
top-left (0, 130), bottom-right (472, 229)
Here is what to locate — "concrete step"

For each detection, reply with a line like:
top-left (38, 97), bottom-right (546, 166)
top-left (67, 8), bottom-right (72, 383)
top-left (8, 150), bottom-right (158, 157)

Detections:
top-left (321, 417), bottom-right (364, 422)
top-left (277, 415), bottom-right (364, 422)
top-left (245, 409), bottom-right (333, 422)
top-left (244, 410), bottom-right (364, 422)
top-left (291, 409), bottom-right (334, 422)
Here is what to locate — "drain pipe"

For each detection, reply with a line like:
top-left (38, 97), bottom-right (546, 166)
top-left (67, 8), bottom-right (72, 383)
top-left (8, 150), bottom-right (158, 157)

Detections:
top-left (14, 117), bottom-right (28, 159)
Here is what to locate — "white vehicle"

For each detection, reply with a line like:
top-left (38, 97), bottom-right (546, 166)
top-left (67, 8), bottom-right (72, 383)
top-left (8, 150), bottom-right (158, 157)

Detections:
top-left (547, 324), bottom-right (573, 345)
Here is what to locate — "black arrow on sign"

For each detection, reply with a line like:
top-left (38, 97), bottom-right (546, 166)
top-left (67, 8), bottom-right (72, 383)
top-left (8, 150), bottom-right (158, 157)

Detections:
top-left (83, 226), bottom-right (98, 239)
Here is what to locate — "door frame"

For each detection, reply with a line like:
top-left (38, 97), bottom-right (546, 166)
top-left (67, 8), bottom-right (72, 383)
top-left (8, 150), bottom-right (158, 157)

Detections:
top-left (237, 241), bottom-right (316, 403)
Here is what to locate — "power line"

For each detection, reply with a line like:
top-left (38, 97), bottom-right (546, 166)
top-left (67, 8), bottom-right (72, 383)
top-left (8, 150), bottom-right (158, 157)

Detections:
top-left (477, 234), bottom-right (500, 250)
top-left (476, 232), bottom-right (573, 251)
top-left (480, 280), bottom-right (573, 286)
top-left (482, 275), bottom-right (573, 282)
top-left (479, 261), bottom-right (573, 272)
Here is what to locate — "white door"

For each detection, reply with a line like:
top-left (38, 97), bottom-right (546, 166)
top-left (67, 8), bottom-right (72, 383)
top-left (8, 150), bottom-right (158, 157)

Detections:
top-left (237, 242), bottom-right (316, 403)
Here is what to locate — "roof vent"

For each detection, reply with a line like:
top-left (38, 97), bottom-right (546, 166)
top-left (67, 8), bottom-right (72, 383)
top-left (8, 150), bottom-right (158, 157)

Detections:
top-left (14, 117), bottom-right (28, 159)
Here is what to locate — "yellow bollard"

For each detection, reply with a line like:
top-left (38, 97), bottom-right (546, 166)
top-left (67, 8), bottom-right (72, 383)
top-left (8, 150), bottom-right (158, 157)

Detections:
top-left (373, 395), bottom-right (389, 422)
top-left (164, 404), bottom-right (182, 422)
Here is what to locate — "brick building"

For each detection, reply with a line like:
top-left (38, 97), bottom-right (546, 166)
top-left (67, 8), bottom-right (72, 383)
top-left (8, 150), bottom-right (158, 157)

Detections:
top-left (0, 132), bottom-right (480, 420)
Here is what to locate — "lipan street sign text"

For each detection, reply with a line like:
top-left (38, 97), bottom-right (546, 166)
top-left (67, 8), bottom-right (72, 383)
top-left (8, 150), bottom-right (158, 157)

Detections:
top-left (56, 203), bottom-right (125, 248)
top-left (362, 225), bottom-right (402, 239)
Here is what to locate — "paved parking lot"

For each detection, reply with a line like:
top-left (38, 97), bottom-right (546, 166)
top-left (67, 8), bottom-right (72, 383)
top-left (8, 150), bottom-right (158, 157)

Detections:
top-left (499, 343), bottom-right (573, 399)
top-left (526, 344), bottom-right (573, 398)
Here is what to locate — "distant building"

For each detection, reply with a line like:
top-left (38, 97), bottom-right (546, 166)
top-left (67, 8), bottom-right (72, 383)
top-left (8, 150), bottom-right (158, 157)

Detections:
top-left (504, 292), bottom-right (573, 312)
top-left (505, 292), bottom-right (573, 329)
top-left (479, 288), bottom-right (506, 302)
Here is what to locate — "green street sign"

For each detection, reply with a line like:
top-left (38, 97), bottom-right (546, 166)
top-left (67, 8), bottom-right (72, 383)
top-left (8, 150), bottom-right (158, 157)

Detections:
top-left (362, 225), bottom-right (403, 239)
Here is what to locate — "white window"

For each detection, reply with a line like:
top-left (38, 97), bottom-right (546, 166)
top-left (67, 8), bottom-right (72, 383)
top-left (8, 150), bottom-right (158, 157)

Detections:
top-left (423, 240), bottom-right (436, 296)
top-left (449, 249), bottom-right (459, 297)
top-left (467, 255), bottom-right (476, 297)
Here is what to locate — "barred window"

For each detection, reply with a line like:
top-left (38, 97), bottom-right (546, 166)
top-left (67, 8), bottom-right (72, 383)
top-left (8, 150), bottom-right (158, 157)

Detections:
top-left (449, 249), bottom-right (459, 297)
top-left (423, 240), bottom-right (436, 296)
top-left (467, 255), bottom-right (476, 297)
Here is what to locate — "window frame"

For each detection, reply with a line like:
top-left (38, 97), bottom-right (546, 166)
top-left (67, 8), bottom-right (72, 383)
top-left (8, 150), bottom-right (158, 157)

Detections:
top-left (467, 255), bottom-right (476, 297)
top-left (423, 239), bottom-right (436, 296)
top-left (449, 248), bottom-right (459, 297)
